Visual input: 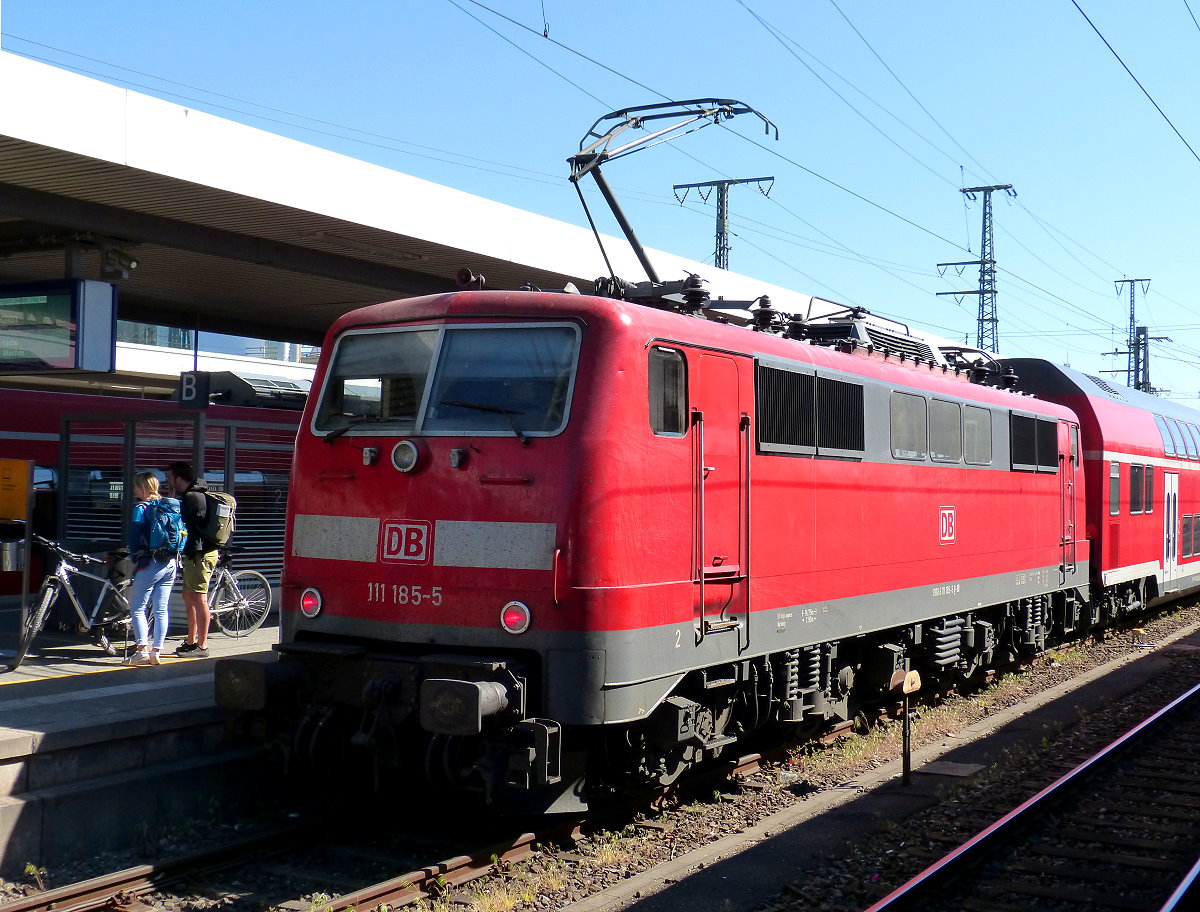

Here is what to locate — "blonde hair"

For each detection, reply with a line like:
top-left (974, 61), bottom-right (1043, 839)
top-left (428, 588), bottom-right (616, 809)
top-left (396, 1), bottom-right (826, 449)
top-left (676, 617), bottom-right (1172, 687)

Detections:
top-left (133, 471), bottom-right (161, 501)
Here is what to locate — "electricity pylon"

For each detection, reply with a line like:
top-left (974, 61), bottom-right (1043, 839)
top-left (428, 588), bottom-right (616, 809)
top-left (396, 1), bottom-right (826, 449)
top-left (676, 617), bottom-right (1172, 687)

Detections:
top-left (673, 176), bottom-right (773, 270)
top-left (937, 184), bottom-right (1016, 352)
top-left (1115, 278), bottom-right (1151, 389)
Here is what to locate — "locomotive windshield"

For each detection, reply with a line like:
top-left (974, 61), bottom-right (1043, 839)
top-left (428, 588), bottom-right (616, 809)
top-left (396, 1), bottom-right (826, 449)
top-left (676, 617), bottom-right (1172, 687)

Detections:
top-left (313, 323), bottom-right (579, 438)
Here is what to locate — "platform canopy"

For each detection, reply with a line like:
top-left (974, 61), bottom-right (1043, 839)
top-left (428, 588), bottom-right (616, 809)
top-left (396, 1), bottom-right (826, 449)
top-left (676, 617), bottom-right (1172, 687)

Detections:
top-left (0, 52), bottom-right (808, 349)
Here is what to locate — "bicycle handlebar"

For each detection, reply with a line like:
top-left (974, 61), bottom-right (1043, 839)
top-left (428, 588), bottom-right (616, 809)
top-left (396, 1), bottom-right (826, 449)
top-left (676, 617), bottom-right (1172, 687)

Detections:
top-left (32, 534), bottom-right (107, 566)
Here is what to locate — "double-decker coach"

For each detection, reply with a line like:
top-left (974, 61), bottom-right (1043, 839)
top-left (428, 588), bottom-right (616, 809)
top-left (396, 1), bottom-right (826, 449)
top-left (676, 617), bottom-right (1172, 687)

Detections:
top-left (1004, 358), bottom-right (1200, 613)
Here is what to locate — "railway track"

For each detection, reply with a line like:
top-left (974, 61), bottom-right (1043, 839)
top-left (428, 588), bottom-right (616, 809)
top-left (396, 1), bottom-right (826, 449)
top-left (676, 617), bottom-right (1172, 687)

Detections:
top-left (0, 817), bottom-right (574, 912)
top-left (865, 678), bottom-right (1200, 912)
top-left (0, 750), bottom-right (771, 912)
top-left (4, 625), bottom-right (1188, 912)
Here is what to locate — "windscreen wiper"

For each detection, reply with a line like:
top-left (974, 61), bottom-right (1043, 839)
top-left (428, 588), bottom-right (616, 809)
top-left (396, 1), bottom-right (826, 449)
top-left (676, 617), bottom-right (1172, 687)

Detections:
top-left (322, 414), bottom-right (392, 442)
top-left (440, 400), bottom-right (530, 446)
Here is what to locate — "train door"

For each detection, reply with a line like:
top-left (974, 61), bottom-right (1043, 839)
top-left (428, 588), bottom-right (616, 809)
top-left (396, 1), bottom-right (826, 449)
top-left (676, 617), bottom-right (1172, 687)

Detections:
top-left (1164, 472), bottom-right (1180, 583)
top-left (689, 352), bottom-right (749, 648)
top-left (1058, 421), bottom-right (1079, 575)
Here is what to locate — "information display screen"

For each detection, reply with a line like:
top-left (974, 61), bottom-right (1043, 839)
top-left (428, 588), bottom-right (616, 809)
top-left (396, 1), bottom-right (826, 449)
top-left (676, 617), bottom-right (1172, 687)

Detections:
top-left (0, 280), bottom-right (116, 373)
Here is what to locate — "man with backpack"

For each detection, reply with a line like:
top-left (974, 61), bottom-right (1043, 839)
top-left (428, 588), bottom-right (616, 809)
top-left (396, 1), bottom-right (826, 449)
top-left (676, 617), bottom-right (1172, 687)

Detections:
top-left (165, 461), bottom-right (234, 658)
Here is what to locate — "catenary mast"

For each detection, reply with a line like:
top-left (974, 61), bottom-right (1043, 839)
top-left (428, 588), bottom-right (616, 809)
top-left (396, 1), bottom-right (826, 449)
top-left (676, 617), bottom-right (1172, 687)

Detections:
top-left (937, 184), bottom-right (1016, 353)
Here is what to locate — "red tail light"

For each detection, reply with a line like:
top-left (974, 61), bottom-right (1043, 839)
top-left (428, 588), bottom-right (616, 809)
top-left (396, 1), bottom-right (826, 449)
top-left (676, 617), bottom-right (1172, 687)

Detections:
top-left (500, 601), bottom-right (531, 634)
top-left (300, 588), bottom-right (323, 618)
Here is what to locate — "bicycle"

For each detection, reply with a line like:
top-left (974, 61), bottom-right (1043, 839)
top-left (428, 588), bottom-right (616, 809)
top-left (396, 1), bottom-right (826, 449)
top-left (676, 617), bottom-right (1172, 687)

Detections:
top-left (12, 535), bottom-right (133, 670)
top-left (207, 546), bottom-right (272, 636)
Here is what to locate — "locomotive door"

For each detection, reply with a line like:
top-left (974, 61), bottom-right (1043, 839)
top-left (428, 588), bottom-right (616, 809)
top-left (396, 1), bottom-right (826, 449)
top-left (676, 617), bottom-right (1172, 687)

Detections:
top-left (1058, 421), bottom-right (1079, 576)
top-left (690, 352), bottom-right (749, 648)
top-left (1164, 472), bottom-right (1180, 583)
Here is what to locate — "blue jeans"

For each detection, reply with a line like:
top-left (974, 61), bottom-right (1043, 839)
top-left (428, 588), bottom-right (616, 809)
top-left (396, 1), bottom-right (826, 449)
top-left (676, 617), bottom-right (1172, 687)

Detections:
top-left (129, 558), bottom-right (177, 650)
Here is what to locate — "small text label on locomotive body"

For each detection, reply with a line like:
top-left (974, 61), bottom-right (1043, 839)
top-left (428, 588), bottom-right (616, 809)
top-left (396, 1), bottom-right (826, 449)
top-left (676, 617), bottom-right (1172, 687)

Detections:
top-left (381, 520), bottom-right (432, 564)
top-left (939, 507), bottom-right (956, 544)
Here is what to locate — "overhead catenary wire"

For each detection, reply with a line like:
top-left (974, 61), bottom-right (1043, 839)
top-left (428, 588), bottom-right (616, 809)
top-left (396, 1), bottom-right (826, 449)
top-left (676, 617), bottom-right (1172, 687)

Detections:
top-left (1071, 0), bottom-right (1200, 165)
top-left (4, 6), bottom-right (1197, 391)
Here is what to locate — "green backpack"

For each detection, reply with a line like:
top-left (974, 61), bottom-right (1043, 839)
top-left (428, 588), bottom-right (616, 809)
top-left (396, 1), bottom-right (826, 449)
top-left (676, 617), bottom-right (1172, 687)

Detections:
top-left (200, 490), bottom-right (237, 547)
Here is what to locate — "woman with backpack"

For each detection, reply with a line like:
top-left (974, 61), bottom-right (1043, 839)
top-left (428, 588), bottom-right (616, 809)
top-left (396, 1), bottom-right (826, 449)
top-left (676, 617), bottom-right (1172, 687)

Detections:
top-left (125, 471), bottom-right (184, 666)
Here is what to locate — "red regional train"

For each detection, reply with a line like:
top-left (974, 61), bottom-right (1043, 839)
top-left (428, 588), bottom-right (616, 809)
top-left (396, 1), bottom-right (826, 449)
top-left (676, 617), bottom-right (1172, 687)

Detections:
top-left (0, 386), bottom-right (300, 598)
top-left (215, 284), bottom-right (1200, 812)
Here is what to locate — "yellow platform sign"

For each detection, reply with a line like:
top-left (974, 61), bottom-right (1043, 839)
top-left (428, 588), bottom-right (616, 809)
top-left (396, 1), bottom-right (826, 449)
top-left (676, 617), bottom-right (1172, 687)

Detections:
top-left (0, 458), bottom-right (32, 523)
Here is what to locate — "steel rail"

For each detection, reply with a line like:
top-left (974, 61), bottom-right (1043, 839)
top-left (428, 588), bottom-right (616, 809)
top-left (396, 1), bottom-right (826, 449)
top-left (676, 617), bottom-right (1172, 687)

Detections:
top-left (0, 825), bottom-right (315, 912)
top-left (864, 677), bottom-right (1200, 911)
top-left (325, 751), bottom-right (773, 912)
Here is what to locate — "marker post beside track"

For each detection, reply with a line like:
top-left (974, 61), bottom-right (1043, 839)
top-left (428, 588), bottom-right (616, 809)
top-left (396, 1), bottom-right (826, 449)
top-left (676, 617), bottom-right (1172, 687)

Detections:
top-left (890, 669), bottom-right (922, 786)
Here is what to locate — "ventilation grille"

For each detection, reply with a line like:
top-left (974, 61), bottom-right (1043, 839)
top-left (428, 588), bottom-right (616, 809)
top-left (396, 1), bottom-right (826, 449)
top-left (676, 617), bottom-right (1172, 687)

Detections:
top-left (756, 366), bottom-right (815, 448)
top-left (817, 376), bottom-right (865, 451)
top-left (864, 326), bottom-right (936, 361)
top-left (803, 324), bottom-right (855, 343)
top-left (1084, 373), bottom-right (1127, 400)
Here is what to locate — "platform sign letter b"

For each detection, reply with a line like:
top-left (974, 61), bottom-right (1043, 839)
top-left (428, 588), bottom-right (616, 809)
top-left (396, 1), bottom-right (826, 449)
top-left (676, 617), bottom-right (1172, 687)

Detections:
top-left (939, 507), bottom-right (956, 544)
top-left (177, 371), bottom-right (210, 410)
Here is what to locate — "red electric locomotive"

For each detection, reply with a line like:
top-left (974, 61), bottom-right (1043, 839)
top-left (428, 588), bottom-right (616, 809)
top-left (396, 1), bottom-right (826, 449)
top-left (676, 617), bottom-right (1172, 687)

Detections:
top-left (217, 284), bottom-right (1166, 812)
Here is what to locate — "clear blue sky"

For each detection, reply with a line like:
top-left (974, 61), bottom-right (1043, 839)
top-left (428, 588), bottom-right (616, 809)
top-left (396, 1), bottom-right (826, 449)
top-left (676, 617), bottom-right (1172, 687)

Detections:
top-left (3, 1), bottom-right (1200, 395)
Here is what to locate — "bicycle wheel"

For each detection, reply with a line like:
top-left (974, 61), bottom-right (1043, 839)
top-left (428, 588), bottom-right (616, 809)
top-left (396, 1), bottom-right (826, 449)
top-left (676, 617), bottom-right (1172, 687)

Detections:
top-left (213, 569), bottom-right (272, 636)
top-left (12, 581), bottom-right (59, 669)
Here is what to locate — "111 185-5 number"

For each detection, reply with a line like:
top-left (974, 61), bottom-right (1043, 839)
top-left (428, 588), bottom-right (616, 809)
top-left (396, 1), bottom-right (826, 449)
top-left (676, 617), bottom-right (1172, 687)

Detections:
top-left (366, 582), bottom-right (444, 606)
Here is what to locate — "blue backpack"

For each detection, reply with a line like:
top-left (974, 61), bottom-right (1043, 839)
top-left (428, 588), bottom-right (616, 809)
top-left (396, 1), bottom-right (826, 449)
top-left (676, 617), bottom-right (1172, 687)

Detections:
top-left (145, 497), bottom-right (187, 560)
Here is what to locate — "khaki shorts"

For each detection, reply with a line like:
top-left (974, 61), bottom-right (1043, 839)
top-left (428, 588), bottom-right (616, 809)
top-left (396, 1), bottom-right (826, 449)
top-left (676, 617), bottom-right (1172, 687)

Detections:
top-left (181, 550), bottom-right (219, 593)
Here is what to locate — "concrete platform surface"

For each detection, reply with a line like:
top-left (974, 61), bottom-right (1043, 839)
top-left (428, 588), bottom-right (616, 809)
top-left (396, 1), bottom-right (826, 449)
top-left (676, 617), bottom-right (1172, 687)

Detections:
top-left (0, 602), bottom-right (279, 718)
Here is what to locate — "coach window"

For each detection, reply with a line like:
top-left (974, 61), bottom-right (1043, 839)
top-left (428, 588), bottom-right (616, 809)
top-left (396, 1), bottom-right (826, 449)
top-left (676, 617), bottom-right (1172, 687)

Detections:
top-left (890, 392), bottom-right (927, 460)
top-left (649, 346), bottom-right (687, 436)
top-left (1186, 424), bottom-right (1200, 459)
top-left (929, 400), bottom-right (962, 463)
top-left (1130, 464), bottom-right (1145, 514)
top-left (1182, 423), bottom-right (1199, 460)
top-left (963, 405), bottom-right (992, 465)
top-left (1155, 415), bottom-right (1177, 457)
top-left (1184, 515), bottom-right (1194, 559)
top-left (1109, 462), bottom-right (1120, 515)
top-left (1145, 466), bottom-right (1155, 514)
top-left (1167, 419), bottom-right (1187, 458)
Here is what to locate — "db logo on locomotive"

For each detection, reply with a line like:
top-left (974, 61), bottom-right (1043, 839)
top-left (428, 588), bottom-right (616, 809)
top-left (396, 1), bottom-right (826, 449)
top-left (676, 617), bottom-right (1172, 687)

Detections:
top-left (939, 507), bottom-right (956, 544)
top-left (380, 520), bottom-right (432, 564)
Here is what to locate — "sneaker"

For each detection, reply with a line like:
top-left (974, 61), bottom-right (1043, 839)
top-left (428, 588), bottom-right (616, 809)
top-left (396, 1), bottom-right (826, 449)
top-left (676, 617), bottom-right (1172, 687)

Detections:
top-left (190, 647), bottom-right (210, 658)
top-left (149, 651), bottom-right (161, 666)
top-left (174, 642), bottom-right (198, 656)
top-left (125, 652), bottom-right (152, 666)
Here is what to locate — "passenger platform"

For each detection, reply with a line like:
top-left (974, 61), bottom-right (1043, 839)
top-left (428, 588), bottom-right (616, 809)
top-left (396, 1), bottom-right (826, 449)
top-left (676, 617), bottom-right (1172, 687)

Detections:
top-left (0, 601), bottom-right (281, 876)
top-left (0, 600), bottom-right (279, 693)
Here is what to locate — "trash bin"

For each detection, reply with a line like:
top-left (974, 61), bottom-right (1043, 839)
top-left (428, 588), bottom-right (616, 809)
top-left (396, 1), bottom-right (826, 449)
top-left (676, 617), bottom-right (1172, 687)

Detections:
top-left (0, 540), bottom-right (24, 572)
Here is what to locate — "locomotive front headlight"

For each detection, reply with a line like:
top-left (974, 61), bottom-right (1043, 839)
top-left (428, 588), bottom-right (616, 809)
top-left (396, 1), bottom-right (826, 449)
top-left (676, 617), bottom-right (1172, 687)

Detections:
top-left (391, 439), bottom-right (421, 473)
top-left (299, 588), bottom-right (323, 618)
top-left (500, 600), bottom-right (531, 634)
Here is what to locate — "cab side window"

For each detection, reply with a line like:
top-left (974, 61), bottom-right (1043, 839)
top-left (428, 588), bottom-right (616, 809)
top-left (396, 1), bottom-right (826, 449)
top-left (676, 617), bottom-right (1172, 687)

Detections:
top-left (649, 346), bottom-right (687, 436)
